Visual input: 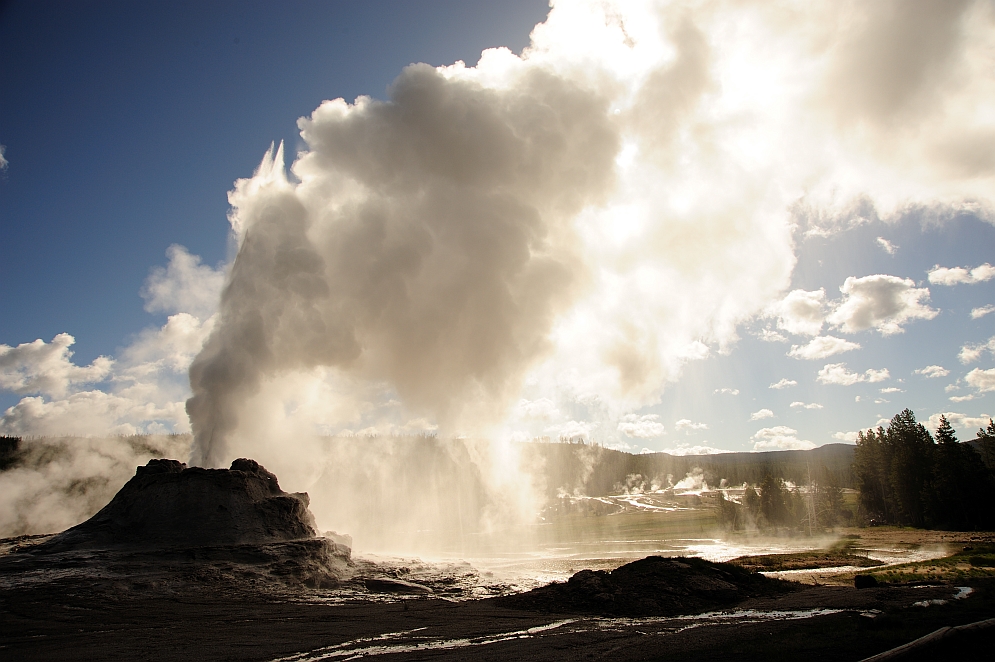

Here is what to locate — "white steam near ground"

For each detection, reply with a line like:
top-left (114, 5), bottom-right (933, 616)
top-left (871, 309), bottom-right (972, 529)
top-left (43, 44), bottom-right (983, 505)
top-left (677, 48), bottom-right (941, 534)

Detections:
top-left (0, 435), bottom-right (191, 537)
top-left (2, 0), bottom-right (995, 549)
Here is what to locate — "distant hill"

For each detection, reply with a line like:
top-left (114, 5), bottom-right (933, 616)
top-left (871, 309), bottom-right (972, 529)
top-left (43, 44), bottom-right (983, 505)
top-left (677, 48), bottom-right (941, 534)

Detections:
top-left (519, 443), bottom-right (855, 498)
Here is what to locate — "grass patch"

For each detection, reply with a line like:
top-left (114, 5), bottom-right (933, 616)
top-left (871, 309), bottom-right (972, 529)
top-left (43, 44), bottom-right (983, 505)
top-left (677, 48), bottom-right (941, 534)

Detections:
top-left (728, 550), bottom-right (883, 572)
top-left (859, 544), bottom-right (995, 584)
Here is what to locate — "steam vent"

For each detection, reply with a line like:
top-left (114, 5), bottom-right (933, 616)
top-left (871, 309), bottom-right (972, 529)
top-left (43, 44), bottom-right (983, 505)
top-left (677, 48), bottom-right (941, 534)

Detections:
top-left (47, 458), bottom-right (326, 550)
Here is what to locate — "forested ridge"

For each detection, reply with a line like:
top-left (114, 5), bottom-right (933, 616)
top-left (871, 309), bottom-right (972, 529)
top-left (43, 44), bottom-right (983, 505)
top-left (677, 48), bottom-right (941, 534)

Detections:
top-left (854, 409), bottom-right (995, 530)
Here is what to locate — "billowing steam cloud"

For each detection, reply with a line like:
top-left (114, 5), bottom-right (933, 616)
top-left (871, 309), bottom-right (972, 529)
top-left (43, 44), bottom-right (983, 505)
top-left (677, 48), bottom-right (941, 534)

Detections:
top-left (187, 63), bottom-right (619, 466)
top-left (188, 0), bottom-right (995, 470)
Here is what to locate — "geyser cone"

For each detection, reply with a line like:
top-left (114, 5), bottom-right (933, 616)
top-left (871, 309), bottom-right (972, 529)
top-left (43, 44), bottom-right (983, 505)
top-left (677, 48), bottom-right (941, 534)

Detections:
top-left (45, 458), bottom-right (322, 550)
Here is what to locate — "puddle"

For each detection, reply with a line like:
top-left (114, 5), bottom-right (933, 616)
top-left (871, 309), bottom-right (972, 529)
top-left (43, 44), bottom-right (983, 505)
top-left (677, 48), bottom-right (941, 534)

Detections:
top-left (269, 608), bottom-right (846, 661)
top-left (269, 620), bottom-right (580, 661)
top-left (911, 585), bottom-right (974, 608)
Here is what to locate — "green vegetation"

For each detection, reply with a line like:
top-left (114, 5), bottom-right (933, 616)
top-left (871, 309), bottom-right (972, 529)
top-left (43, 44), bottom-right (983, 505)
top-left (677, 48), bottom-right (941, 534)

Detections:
top-left (858, 544), bottom-right (995, 584)
top-left (853, 410), bottom-right (995, 529)
top-left (728, 549), bottom-right (883, 572)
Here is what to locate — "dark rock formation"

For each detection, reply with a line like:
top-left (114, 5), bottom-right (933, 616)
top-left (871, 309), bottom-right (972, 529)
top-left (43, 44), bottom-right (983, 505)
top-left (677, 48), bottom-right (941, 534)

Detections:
top-left (497, 555), bottom-right (793, 616)
top-left (9, 458), bottom-right (352, 590)
top-left (42, 458), bottom-right (320, 551)
top-left (855, 573), bottom-right (879, 589)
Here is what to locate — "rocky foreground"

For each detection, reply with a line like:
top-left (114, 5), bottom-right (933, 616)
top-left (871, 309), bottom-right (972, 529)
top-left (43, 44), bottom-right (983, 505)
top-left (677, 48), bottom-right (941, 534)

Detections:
top-left (1, 460), bottom-right (993, 660)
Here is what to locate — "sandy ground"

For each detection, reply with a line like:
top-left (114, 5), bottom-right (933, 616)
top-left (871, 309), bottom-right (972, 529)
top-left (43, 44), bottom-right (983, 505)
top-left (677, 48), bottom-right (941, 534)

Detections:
top-left (2, 527), bottom-right (995, 660)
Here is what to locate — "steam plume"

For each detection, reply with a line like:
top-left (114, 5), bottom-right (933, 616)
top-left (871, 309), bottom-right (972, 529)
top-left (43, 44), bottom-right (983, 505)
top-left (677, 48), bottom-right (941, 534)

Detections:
top-left (188, 0), bottom-right (995, 470)
top-left (187, 62), bottom-right (619, 466)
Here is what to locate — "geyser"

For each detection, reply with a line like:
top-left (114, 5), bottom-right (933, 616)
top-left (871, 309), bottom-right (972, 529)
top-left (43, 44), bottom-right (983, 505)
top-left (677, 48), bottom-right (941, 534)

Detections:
top-left (25, 458), bottom-right (352, 589)
top-left (46, 458), bottom-right (320, 550)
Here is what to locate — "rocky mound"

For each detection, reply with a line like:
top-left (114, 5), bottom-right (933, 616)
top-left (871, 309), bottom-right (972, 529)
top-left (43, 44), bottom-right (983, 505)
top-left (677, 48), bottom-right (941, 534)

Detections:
top-left (9, 458), bottom-right (352, 590)
top-left (41, 458), bottom-right (321, 551)
top-left (497, 555), bottom-right (792, 616)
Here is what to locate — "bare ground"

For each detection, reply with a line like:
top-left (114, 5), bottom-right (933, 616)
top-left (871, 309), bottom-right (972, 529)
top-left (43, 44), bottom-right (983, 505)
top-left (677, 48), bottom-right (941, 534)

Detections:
top-left (2, 529), bottom-right (995, 661)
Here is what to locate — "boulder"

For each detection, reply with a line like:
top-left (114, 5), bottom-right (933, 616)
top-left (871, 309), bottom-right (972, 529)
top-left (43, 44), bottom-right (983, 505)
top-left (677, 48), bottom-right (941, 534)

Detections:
top-left (854, 574), bottom-right (878, 589)
top-left (497, 555), bottom-right (793, 616)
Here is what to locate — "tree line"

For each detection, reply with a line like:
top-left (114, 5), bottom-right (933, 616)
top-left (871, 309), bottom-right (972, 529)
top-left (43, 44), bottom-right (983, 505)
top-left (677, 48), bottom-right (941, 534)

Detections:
top-left (853, 409), bottom-right (995, 530)
top-left (717, 466), bottom-right (849, 532)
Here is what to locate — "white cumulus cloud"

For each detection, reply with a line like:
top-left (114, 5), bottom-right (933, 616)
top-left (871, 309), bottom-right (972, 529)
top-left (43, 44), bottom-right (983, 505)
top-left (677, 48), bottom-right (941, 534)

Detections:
top-left (827, 275), bottom-right (937, 335)
top-left (617, 414), bottom-right (666, 439)
top-left (787, 335), bottom-right (860, 360)
top-left (750, 408), bottom-right (774, 421)
top-left (0, 334), bottom-right (112, 398)
top-left (769, 378), bottom-right (797, 389)
top-left (915, 365), bottom-right (949, 378)
top-left (769, 289), bottom-right (826, 336)
top-left (966, 368), bottom-right (995, 393)
top-left (790, 401), bottom-right (824, 410)
top-left (674, 418), bottom-right (708, 433)
top-left (971, 305), bottom-right (995, 319)
top-left (0, 392), bottom-right (188, 438)
top-left (714, 388), bottom-right (739, 395)
top-left (959, 336), bottom-right (995, 364)
top-left (928, 263), bottom-right (995, 286)
top-left (756, 326), bottom-right (788, 343)
top-left (833, 431), bottom-right (859, 442)
top-left (0, 249), bottom-right (221, 437)
top-left (817, 362), bottom-right (890, 385)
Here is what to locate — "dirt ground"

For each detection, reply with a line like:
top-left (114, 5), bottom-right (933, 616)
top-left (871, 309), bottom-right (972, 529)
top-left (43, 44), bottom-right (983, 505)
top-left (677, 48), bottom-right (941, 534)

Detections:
top-left (2, 528), bottom-right (995, 661)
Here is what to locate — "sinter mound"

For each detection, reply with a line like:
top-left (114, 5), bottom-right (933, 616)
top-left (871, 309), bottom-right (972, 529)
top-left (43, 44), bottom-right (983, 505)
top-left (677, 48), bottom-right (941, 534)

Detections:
top-left (498, 555), bottom-right (792, 616)
top-left (14, 458), bottom-right (352, 589)
top-left (44, 458), bottom-right (319, 550)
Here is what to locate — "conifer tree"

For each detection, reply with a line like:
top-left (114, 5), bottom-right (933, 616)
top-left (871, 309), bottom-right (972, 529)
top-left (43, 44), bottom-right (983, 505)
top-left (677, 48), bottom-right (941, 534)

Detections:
top-left (929, 415), bottom-right (995, 529)
top-left (929, 415), bottom-right (963, 527)
top-left (743, 485), bottom-right (761, 524)
top-left (758, 473), bottom-right (787, 528)
top-left (977, 418), bottom-right (995, 471)
top-left (854, 427), bottom-right (891, 522)
top-left (885, 409), bottom-right (934, 527)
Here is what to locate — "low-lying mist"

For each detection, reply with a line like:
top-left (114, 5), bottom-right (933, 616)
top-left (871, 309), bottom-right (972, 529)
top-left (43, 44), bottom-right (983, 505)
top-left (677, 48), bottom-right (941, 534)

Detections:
top-left (0, 434), bottom-right (190, 537)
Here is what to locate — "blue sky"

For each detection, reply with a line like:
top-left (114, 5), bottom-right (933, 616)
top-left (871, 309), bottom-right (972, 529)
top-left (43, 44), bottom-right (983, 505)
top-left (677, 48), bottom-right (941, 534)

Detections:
top-left (0, 0), bottom-right (548, 362)
top-left (1, 1), bottom-right (994, 457)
